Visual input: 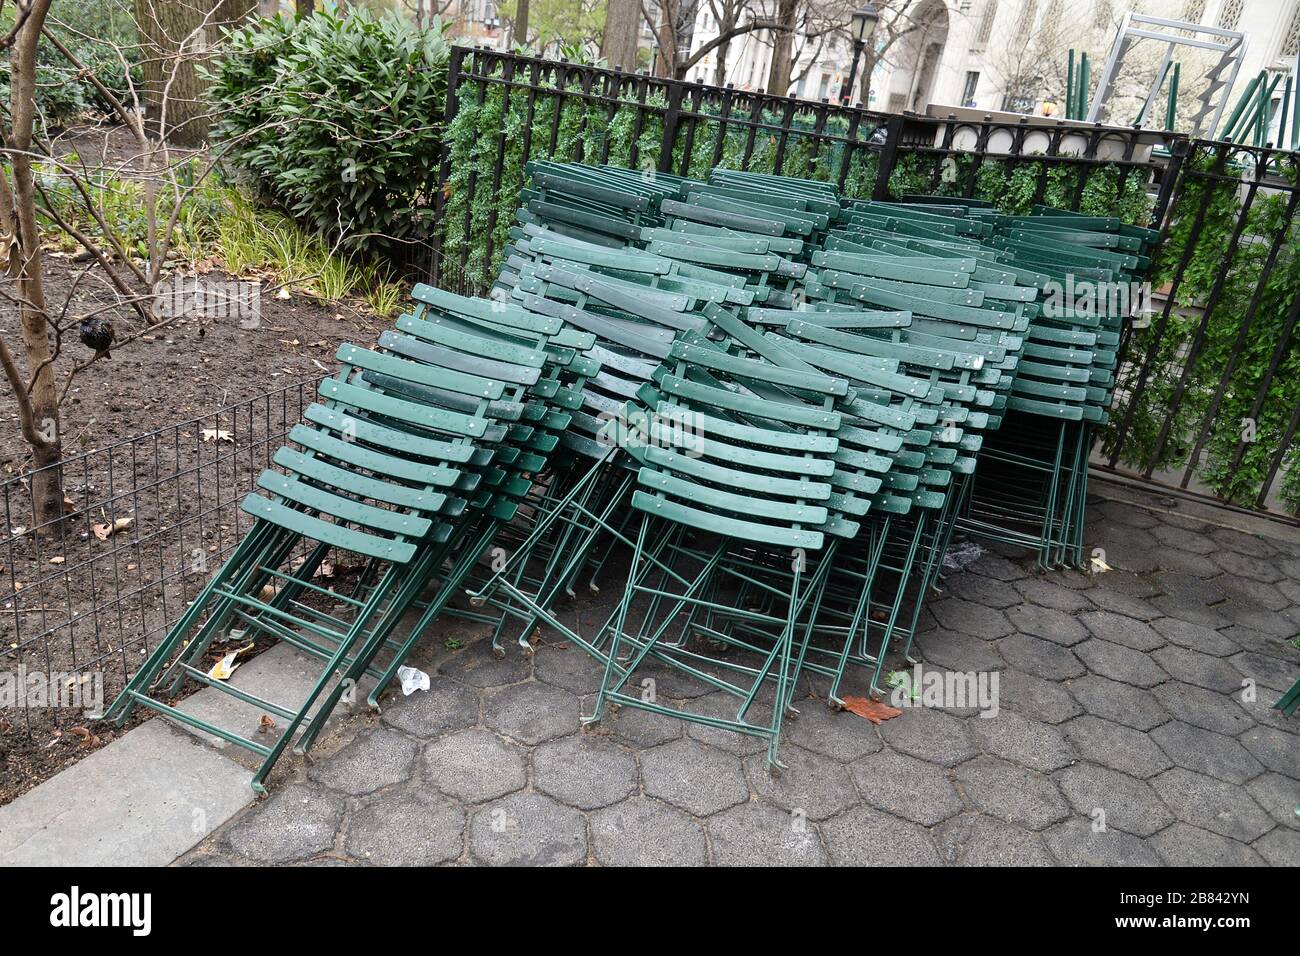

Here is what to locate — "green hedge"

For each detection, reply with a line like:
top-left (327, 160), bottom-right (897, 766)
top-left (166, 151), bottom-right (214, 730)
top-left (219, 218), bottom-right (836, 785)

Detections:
top-left (206, 5), bottom-right (450, 257)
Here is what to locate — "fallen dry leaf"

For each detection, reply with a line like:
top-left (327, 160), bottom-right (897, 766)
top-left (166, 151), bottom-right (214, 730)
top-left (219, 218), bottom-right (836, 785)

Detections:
top-left (201, 428), bottom-right (233, 443)
top-left (842, 696), bottom-right (904, 725)
top-left (48, 556), bottom-right (65, 565)
top-left (257, 714), bottom-right (276, 735)
top-left (68, 726), bottom-right (100, 748)
top-left (92, 522), bottom-right (112, 541)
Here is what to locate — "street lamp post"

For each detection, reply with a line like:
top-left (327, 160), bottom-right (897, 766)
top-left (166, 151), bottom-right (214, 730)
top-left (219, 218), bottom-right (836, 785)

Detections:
top-left (839, 4), bottom-right (880, 105)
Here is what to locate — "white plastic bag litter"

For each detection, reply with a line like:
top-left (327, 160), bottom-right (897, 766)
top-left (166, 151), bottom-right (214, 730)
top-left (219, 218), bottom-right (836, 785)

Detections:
top-left (942, 540), bottom-right (987, 573)
top-left (397, 665), bottom-right (430, 696)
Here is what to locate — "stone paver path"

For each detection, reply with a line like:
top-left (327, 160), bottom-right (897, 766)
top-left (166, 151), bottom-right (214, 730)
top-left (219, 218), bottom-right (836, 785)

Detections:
top-left (164, 486), bottom-right (1298, 865)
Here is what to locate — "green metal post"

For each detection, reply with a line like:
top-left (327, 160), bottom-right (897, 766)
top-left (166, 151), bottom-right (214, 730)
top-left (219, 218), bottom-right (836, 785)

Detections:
top-left (1222, 71), bottom-right (1264, 143)
top-left (1166, 62), bottom-right (1180, 130)
top-left (1067, 50), bottom-right (1075, 120)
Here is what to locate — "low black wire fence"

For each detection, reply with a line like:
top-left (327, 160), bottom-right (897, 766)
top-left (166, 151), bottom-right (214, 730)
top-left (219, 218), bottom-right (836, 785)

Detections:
top-left (0, 380), bottom-right (319, 748)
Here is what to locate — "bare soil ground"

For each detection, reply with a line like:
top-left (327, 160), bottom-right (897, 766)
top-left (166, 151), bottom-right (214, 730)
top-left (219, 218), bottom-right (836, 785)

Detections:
top-left (0, 249), bottom-right (390, 805)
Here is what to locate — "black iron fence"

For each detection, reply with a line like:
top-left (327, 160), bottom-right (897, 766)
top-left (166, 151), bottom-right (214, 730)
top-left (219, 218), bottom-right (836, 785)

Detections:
top-left (430, 46), bottom-right (1184, 293)
top-left (0, 380), bottom-right (318, 743)
top-left (1100, 141), bottom-right (1300, 513)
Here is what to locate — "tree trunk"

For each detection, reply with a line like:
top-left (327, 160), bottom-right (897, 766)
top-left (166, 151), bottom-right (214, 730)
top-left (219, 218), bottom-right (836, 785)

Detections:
top-left (135, 1), bottom-right (249, 147)
top-left (6, 1), bottom-right (62, 531)
top-left (511, 0), bottom-right (529, 46)
top-left (765, 0), bottom-right (797, 94)
top-left (713, 33), bottom-right (730, 85)
top-left (858, 45), bottom-right (879, 107)
top-left (600, 0), bottom-right (641, 71)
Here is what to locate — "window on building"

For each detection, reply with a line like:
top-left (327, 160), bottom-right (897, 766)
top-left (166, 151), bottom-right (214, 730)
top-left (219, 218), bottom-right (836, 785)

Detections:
top-left (973, 0), bottom-right (997, 50)
top-left (962, 71), bottom-right (981, 107)
top-left (1216, 0), bottom-right (1244, 31)
top-left (1181, 0), bottom-right (1207, 23)
top-left (1282, 2), bottom-right (1300, 58)
top-left (818, 74), bottom-right (831, 100)
top-left (1015, 0), bottom-right (1038, 42)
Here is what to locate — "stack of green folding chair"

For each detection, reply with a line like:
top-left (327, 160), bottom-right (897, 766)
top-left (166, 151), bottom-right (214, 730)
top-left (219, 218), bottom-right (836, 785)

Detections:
top-left (105, 284), bottom-right (575, 792)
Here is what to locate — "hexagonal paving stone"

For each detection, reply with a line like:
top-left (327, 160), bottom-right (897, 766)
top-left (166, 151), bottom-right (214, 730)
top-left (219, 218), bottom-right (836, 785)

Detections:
top-left (1153, 570), bottom-right (1228, 607)
top-left (1239, 725), bottom-right (1300, 777)
top-left (999, 668), bottom-right (1082, 724)
top-left (1073, 639), bottom-right (1169, 688)
top-left (307, 727), bottom-right (418, 796)
top-left (1043, 817), bottom-right (1161, 866)
top-left (934, 813), bottom-right (1054, 866)
top-left (1150, 645), bottom-right (1242, 694)
top-left (1084, 587), bottom-right (1162, 621)
top-left (878, 706), bottom-right (978, 767)
top-left (743, 747), bottom-right (858, 821)
top-left (1079, 612), bottom-right (1165, 651)
top-left (1209, 526), bottom-right (1277, 559)
top-left (1067, 674), bottom-right (1170, 731)
top-left (782, 700), bottom-right (882, 762)
top-left (1154, 547), bottom-right (1222, 579)
top-left (1061, 715), bottom-right (1172, 779)
top-left (1153, 681), bottom-right (1254, 736)
top-left (996, 633), bottom-right (1087, 682)
top-left (1221, 625), bottom-right (1295, 658)
top-left (1150, 523), bottom-right (1217, 554)
top-left (532, 643), bottom-right (607, 695)
top-left (1244, 772), bottom-right (1300, 827)
top-left (438, 639), bottom-right (531, 688)
top-left (1253, 826), bottom-right (1300, 867)
top-left (380, 677), bottom-right (479, 738)
top-left (1217, 602), bottom-right (1296, 638)
top-left (1012, 576), bottom-right (1093, 612)
top-left (641, 739), bottom-right (749, 816)
top-left (1214, 575), bottom-right (1290, 611)
top-left (1005, 603), bottom-right (1090, 647)
top-left (916, 628), bottom-right (1006, 671)
top-left (1151, 721), bottom-right (1264, 785)
top-left (1152, 618), bottom-right (1240, 657)
top-left (469, 792), bottom-right (587, 866)
top-left (1150, 768), bottom-right (1273, 842)
top-left (1212, 548), bottom-right (1283, 582)
top-left (602, 700), bottom-right (684, 748)
top-left (970, 710), bottom-right (1076, 772)
top-left (532, 735), bottom-right (638, 810)
top-left (956, 757), bottom-right (1070, 830)
top-left (422, 728), bottom-right (527, 802)
top-left (968, 553), bottom-right (1031, 582)
top-left (942, 572), bottom-right (1022, 609)
top-left (628, 659), bottom-right (716, 700)
top-left (1056, 763), bottom-right (1173, 837)
top-left (1149, 822), bottom-right (1266, 867)
top-left (589, 798), bottom-right (707, 866)
top-left (706, 801), bottom-right (828, 866)
top-left (344, 790), bottom-right (463, 866)
top-left (483, 680), bottom-right (581, 745)
top-left (821, 805), bottom-right (942, 866)
top-left (930, 597), bottom-right (1015, 640)
top-left (683, 691), bottom-right (769, 757)
top-left (850, 749), bottom-right (962, 826)
top-left (226, 784), bottom-right (344, 863)
top-left (1229, 651), bottom-right (1298, 695)
top-left (1150, 594), bottom-right (1231, 629)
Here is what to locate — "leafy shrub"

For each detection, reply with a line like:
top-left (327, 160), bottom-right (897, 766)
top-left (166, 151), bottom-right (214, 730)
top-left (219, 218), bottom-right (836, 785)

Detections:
top-left (0, 5), bottom-right (142, 128)
top-left (206, 4), bottom-right (450, 257)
